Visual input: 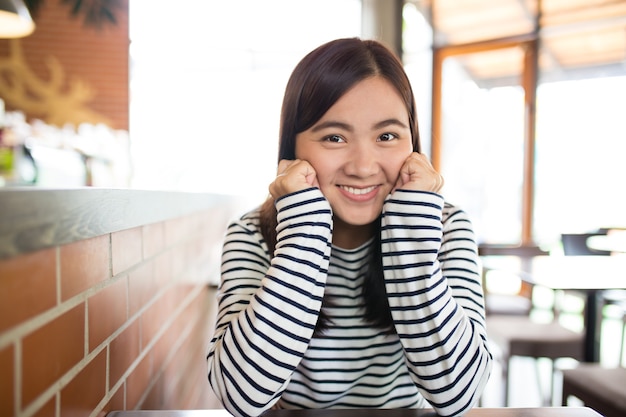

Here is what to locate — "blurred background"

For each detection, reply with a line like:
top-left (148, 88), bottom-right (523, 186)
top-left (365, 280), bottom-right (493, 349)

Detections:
top-left (2, 1), bottom-right (626, 413)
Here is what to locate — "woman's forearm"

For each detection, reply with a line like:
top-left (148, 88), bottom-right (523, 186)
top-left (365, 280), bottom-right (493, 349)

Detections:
top-left (207, 189), bottom-right (333, 417)
top-left (382, 189), bottom-right (492, 416)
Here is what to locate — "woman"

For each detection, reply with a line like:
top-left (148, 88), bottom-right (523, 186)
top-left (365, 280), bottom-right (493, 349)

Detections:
top-left (206, 38), bottom-right (492, 417)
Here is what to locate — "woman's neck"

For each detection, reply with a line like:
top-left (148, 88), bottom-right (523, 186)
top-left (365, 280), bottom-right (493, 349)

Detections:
top-left (332, 217), bottom-right (377, 249)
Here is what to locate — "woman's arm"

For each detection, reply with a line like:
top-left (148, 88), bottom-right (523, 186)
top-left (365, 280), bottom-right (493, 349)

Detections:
top-left (382, 189), bottom-right (492, 417)
top-left (207, 188), bottom-right (333, 417)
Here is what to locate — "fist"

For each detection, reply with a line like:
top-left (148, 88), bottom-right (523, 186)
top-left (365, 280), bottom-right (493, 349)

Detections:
top-left (393, 152), bottom-right (444, 193)
top-left (269, 159), bottom-right (318, 199)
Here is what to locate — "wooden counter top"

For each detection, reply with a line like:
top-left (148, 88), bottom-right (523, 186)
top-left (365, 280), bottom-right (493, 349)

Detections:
top-left (0, 187), bottom-right (241, 259)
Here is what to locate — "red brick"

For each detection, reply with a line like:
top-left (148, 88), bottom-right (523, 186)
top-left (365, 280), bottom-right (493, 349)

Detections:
top-left (0, 249), bottom-right (56, 332)
top-left (142, 222), bottom-right (165, 260)
top-left (111, 227), bottom-right (143, 276)
top-left (127, 261), bottom-right (157, 316)
top-left (60, 235), bottom-right (110, 300)
top-left (101, 385), bottom-right (125, 414)
top-left (109, 319), bottom-right (140, 388)
top-left (22, 304), bottom-right (85, 406)
top-left (0, 344), bottom-right (14, 417)
top-left (125, 353), bottom-right (151, 409)
top-left (88, 278), bottom-right (128, 351)
top-left (141, 290), bottom-right (176, 349)
top-left (60, 350), bottom-right (106, 417)
top-left (31, 396), bottom-right (56, 417)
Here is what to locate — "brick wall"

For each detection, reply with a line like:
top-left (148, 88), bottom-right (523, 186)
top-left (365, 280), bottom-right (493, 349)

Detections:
top-left (0, 0), bottom-right (129, 130)
top-left (0, 209), bottom-right (225, 417)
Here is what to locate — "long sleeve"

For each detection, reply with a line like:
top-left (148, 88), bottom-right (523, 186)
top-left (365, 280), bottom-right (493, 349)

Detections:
top-left (381, 189), bottom-right (492, 417)
top-left (206, 188), bottom-right (333, 417)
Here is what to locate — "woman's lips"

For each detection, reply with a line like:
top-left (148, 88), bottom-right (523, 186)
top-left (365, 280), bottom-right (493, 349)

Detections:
top-left (338, 185), bottom-right (379, 201)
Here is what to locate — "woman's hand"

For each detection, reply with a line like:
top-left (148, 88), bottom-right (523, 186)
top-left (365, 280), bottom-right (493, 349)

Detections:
top-left (393, 152), bottom-right (444, 193)
top-left (269, 159), bottom-right (319, 200)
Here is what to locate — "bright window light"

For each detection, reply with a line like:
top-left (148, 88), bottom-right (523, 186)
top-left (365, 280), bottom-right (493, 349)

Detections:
top-left (129, 0), bottom-right (361, 204)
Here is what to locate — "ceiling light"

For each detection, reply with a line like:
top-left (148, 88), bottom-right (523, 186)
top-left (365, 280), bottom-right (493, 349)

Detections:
top-left (0, 0), bottom-right (35, 38)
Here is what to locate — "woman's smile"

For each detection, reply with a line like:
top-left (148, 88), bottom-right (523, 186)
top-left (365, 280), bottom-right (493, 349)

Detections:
top-left (338, 184), bottom-right (379, 199)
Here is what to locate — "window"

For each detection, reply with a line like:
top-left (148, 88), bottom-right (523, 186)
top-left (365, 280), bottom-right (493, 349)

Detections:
top-left (414, 0), bottom-right (626, 246)
top-left (439, 49), bottom-right (526, 243)
top-left (534, 75), bottom-right (626, 245)
top-left (129, 0), bottom-right (361, 202)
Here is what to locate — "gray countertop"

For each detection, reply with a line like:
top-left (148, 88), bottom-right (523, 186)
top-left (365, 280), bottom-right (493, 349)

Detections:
top-left (0, 187), bottom-right (241, 259)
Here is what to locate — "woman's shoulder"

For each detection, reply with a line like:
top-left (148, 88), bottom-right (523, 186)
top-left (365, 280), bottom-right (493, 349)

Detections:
top-left (223, 205), bottom-right (273, 255)
top-left (230, 205), bottom-right (263, 229)
top-left (442, 201), bottom-right (475, 232)
top-left (442, 200), bottom-right (463, 216)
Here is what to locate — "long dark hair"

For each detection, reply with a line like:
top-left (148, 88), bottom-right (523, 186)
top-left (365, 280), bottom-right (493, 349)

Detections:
top-left (260, 38), bottom-right (421, 334)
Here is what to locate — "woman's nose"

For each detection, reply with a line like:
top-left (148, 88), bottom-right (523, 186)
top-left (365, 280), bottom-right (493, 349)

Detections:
top-left (344, 143), bottom-right (379, 177)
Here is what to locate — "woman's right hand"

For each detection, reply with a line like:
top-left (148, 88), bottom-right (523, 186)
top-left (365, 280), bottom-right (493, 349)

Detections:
top-left (268, 159), bottom-right (319, 200)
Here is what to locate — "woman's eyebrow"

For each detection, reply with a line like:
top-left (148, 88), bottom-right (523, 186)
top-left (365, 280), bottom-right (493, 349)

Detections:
top-left (311, 120), bottom-right (353, 132)
top-left (373, 118), bottom-right (409, 129)
top-left (311, 118), bottom-right (408, 132)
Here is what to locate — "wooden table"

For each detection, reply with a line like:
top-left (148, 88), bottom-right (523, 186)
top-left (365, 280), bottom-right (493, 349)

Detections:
top-left (107, 407), bottom-right (603, 417)
top-left (481, 255), bottom-right (626, 362)
top-left (587, 233), bottom-right (626, 253)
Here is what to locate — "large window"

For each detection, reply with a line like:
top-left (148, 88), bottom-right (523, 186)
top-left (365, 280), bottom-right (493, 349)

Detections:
top-left (129, 0), bottom-right (361, 203)
top-left (438, 47), bottom-right (526, 244)
top-left (533, 75), bottom-right (626, 245)
top-left (414, 0), bottom-right (626, 247)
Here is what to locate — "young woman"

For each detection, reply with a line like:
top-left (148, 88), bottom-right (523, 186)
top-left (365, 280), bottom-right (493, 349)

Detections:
top-left (206, 38), bottom-right (492, 417)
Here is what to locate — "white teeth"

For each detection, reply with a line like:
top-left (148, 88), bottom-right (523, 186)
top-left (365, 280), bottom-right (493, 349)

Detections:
top-left (340, 185), bottom-right (376, 195)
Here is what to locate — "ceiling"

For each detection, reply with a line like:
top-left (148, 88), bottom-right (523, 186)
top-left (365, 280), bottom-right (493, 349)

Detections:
top-left (413, 0), bottom-right (626, 85)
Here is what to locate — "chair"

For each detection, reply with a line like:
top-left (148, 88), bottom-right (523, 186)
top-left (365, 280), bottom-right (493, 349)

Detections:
top-left (480, 245), bottom-right (587, 406)
top-left (561, 364), bottom-right (626, 417)
top-left (479, 244), bottom-right (547, 317)
top-left (480, 252), bottom-right (585, 406)
top-left (486, 298), bottom-right (585, 406)
top-left (561, 231), bottom-right (611, 256)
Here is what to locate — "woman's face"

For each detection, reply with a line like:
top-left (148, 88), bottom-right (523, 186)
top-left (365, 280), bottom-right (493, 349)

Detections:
top-left (295, 76), bottom-right (413, 242)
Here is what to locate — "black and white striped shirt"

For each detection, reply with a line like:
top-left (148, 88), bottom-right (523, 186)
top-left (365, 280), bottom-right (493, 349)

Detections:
top-left (207, 188), bottom-right (492, 417)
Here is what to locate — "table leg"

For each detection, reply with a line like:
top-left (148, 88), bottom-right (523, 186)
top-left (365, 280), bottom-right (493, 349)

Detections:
top-left (584, 291), bottom-right (602, 362)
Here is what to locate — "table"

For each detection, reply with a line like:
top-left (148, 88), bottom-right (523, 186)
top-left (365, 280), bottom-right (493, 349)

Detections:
top-left (106, 408), bottom-right (603, 417)
top-left (587, 233), bottom-right (626, 253)
top-left (481, 255), bottom-right (626, 362)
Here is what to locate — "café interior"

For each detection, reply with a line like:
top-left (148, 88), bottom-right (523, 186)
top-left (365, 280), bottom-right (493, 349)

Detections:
top-left (1, 0), bottom-right (625, 417)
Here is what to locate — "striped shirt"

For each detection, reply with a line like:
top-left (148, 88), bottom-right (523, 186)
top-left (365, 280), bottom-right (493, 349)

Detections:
top-left (207, 188), bottom-right (492, 417)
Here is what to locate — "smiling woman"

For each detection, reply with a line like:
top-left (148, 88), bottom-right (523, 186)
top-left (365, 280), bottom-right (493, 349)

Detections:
top-left (205, 37), bottom-right (492, 417)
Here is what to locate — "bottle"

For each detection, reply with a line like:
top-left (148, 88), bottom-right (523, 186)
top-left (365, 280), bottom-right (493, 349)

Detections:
top-left (0, 98), bottom-right (13, 186)
top-left (0, 99), bottom-right (37, 186)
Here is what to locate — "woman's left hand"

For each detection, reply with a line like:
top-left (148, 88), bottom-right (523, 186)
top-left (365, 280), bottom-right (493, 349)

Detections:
top-left (393, 152), bottom-right (444, 193)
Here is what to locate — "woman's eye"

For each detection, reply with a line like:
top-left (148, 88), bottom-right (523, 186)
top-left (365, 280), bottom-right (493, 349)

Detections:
top-left (378, 132), bottom-right (397, 142)
top-left (323, 135), bottom-right (345, 143)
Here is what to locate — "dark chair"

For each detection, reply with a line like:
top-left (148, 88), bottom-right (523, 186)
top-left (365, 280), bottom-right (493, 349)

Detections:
top-left (486, 294), bottom-right (585, 406)
top-left (562, 364), bottom-right (626, 417)
top-left (480, 244), bottom-right (585, 406)
top-left (561, 231), bottom-right (611, 256)
top-left (479, 244), bottom-right (547, 317)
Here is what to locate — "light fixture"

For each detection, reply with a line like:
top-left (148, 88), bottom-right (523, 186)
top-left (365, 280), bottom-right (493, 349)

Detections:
top-left (0, 0), bottom-right (35, 38)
